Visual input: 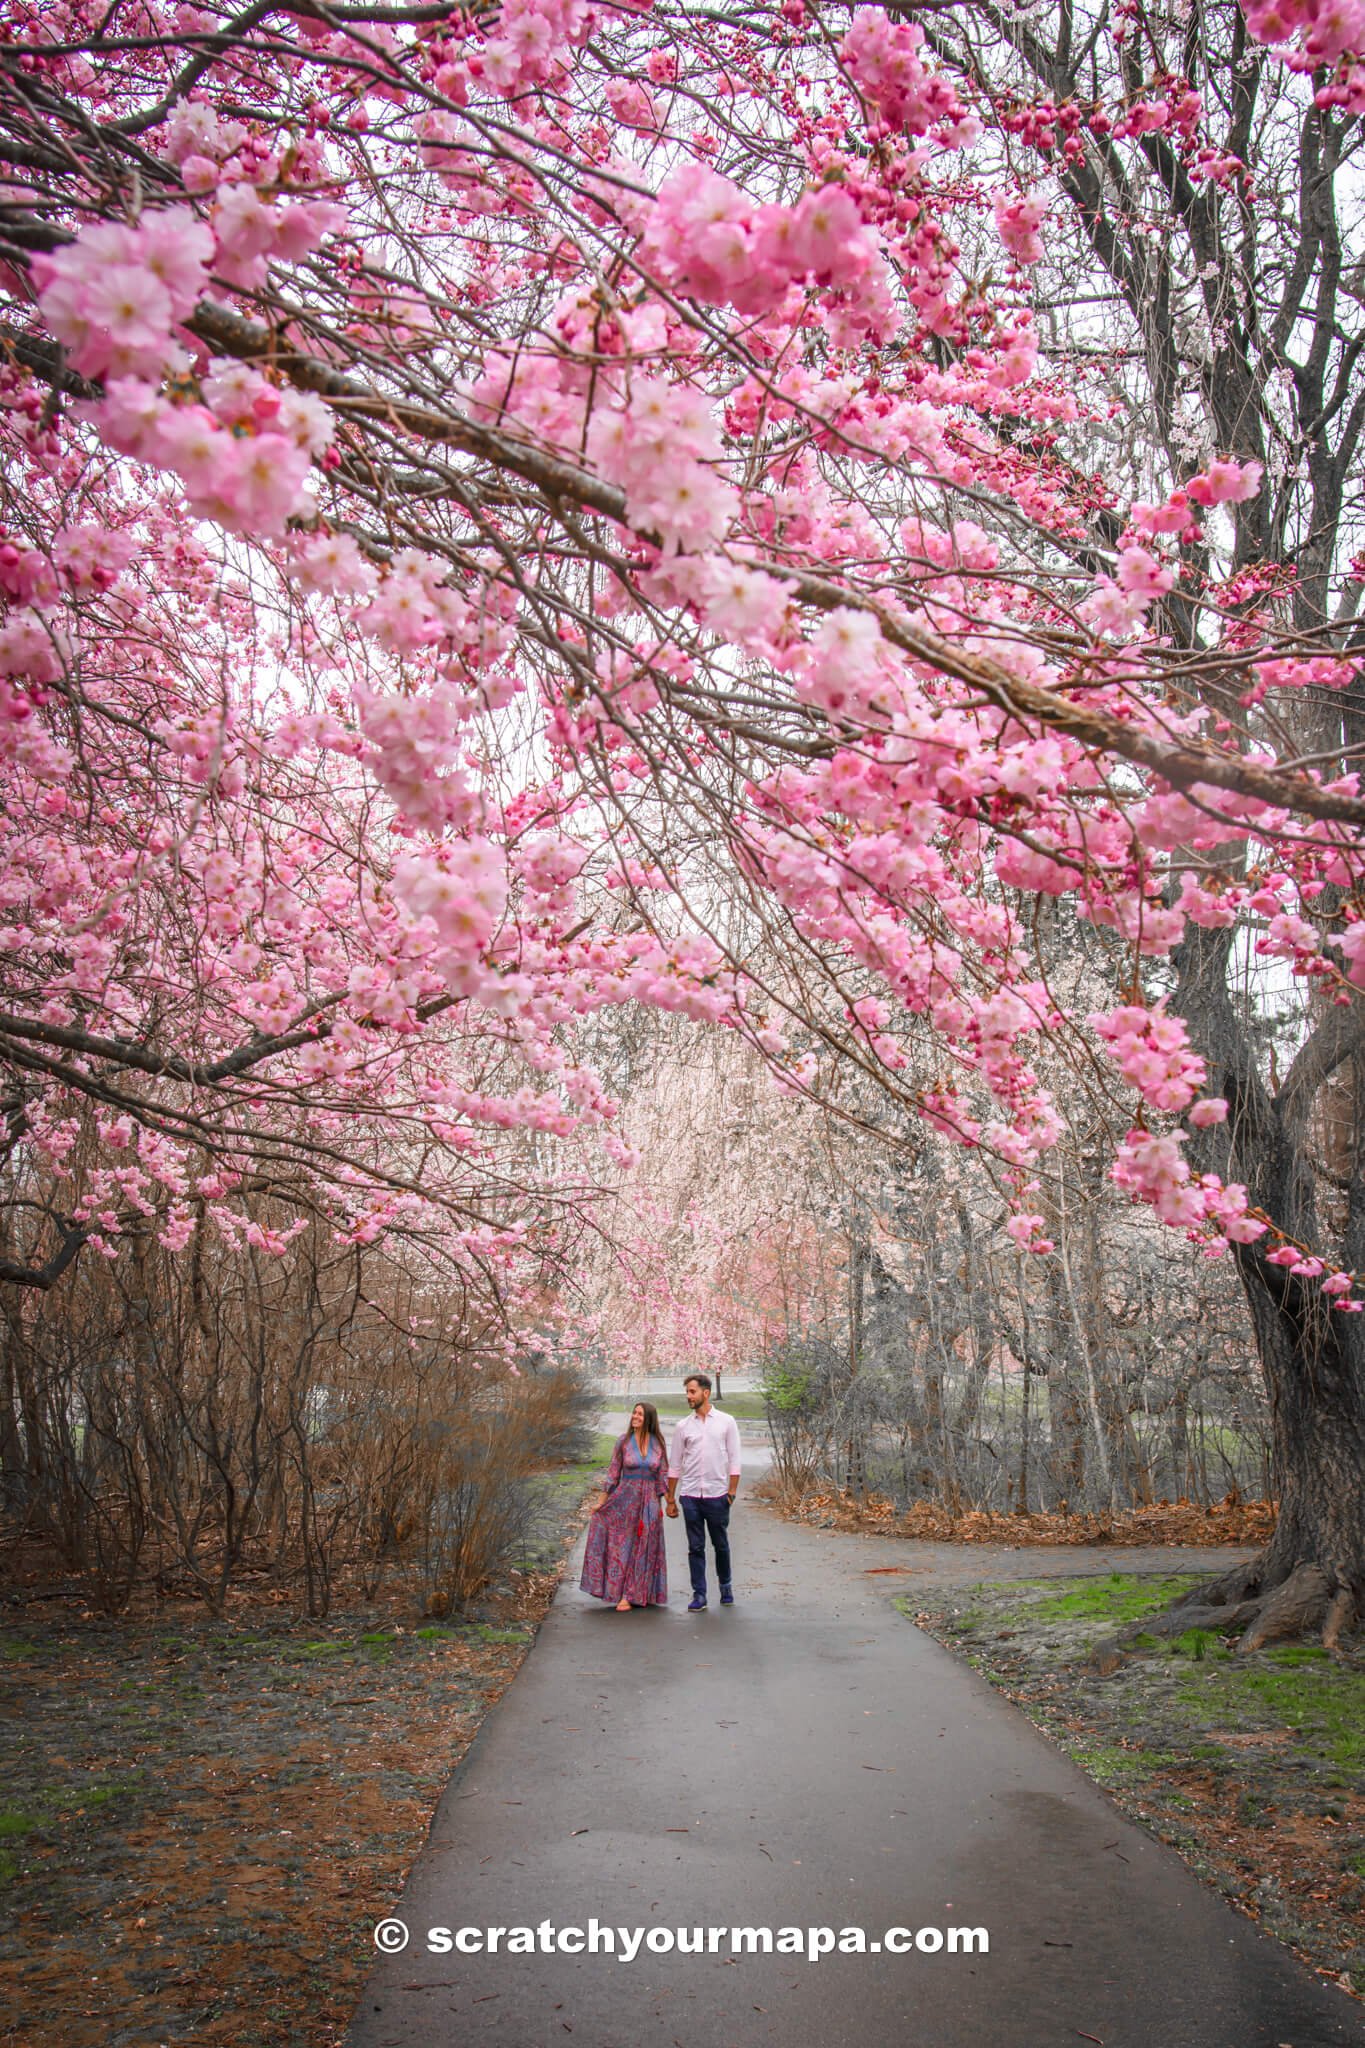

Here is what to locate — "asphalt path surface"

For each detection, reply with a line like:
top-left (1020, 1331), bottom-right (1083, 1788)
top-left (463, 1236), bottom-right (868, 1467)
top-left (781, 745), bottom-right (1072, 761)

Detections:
top-left (347, 1483), bottom-right (1365, 2048)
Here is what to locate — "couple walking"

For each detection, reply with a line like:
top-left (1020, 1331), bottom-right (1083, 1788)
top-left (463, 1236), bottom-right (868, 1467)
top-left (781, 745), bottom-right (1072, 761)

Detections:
top-left (582, 1374), bottom-right (740, 1613)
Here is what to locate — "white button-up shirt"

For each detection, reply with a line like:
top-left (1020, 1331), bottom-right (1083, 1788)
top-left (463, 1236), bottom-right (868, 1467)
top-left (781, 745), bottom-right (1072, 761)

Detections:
top-left (668, 1406), bottom-right (741, 1497)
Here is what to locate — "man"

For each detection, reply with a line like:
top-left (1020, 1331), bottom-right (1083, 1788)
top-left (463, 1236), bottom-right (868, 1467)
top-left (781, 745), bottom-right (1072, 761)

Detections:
top-left (665, 1373), bottom-right (741, 1612)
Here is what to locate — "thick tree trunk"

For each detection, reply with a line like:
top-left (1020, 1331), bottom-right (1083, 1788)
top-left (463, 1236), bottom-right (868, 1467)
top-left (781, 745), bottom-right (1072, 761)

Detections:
top-left (1166, 922), bottom-right (1365, 1648)
top-left (1233, 1252), bottom-right (1365, 1645)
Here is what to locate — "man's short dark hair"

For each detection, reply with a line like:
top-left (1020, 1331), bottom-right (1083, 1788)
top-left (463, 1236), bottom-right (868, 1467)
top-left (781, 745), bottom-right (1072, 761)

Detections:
top-left (685, 1372), bottom-right (712, 1393)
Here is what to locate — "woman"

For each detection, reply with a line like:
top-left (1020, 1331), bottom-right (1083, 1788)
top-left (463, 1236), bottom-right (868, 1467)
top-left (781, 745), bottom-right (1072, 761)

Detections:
top-left (580, 1400), bottom-right (669, 1610)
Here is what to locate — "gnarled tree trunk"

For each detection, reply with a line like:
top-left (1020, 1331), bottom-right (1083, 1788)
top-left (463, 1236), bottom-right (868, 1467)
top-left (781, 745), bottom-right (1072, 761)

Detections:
top-left (1167, 923), bottom-right (1365, 1650)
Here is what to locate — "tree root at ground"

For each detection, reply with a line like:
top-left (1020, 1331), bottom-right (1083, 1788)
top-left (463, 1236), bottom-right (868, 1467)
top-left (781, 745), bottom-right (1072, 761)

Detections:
top-left (1087, 1559), bottom-right (1359, 1673)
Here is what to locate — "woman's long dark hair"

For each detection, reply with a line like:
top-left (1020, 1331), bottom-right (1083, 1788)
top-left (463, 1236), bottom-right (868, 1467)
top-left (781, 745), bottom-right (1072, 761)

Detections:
top-left (621, 1400), bottom-right (666, 1461)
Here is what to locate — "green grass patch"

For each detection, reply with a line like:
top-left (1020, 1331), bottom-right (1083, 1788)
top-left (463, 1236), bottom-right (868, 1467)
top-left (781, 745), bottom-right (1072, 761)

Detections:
top-left (81, 1784), bottom-right (123, 1809)
top-left (1169, 1627), bottom-right (1231, 1662)
top-left (1026, 1572), bottom-right (1200, 1626)
top-left (639, 1394), bottom-right (767, 1420)
top-left (0, 1808), bottom-right (36, 1839)
top-left (543, 1431), bottom-right (620, 1481)
top-left (1072, 1753), bottom-right (1162, 1785)
top-left (1178, 1650), bottom-right (1365, 1774)
top-left (1068, 1743), bottom-right (1172, 1784)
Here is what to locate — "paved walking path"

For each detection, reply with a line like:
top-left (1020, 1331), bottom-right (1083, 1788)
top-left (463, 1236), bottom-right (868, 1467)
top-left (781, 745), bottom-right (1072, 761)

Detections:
top-left (347, 1502), bottom-right (1365, 2048)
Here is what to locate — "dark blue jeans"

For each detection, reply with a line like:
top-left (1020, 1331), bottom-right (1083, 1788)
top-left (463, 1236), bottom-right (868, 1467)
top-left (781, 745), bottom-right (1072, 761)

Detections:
top-left (681, 1494), bottom-right (731, 1598)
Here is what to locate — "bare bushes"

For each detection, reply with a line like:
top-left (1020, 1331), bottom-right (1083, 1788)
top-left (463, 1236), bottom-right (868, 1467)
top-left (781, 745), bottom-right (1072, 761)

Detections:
top-left (415, 1369), bottom-right (592, 1614)
top-left (0, 1216), bottom-right (590, 1616)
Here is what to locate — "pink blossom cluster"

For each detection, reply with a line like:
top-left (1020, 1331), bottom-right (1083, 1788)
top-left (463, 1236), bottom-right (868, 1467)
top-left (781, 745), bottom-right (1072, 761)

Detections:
top-left (1186, 457), bottom-right (1263, 504)
top-left (1116, 545), bottom-right (1176, 600)
top-left (792, 605), bottom-right (892, 719)
top-left (54, 526), bottom-right (136, 593)
top-left (1174, 872), bottom-right (1245, 930)
top-left (476, 0), bottom-right (595, 98)
top-left (514, 833), bottom-right (589, 922)
top-left (840, 8), bottom-right (969, 138)
top-left (585, 379), bottom-right (737, 553)
top-left (693, 560), bottom-right (790, 652)
top-left (1111, 1128), bottom-right (1266, 1243)
top-left (0, 540), bottom-right (56, 609)
top-left (1245, 654), bottom-right (1355, 709)
top-left (34, 208), bottom-right (213, 380)
top-left (1005, 1210), bottom-right (1054, 1254)
top-left (1332, 919), bottom-right (1365, 989)
top-left (357, 680), bottom-right (481, 833)
top-left (1113, 98), bottom-right (1178, 138)
top-left (98, 375), bottom-right (318, 537)
top-left (1078, 577), bottom-right (1151, 638)
top-left (163, 98), bottom-right (249, 175)
top-left (605, 78), bottom-right (657, 130)
top-left (843, 992), bottom-right (909, 1071)
top-left (392, 837), bottom-right (509, 972)
top-left (639, 167), bottom-right (890, 324)
top-left (1126, 458), bottom-right (1263, 546)
top-left (201, 363), bottom-right (333, 455)
top-left (1313, 60), bottom-right (1365, 111)
top-left (1261, 1246), bottom-right (1363, 1306)
top-left (1089, 1003), bottom-right (1208, 1112)
top-left (1080, 542), bottom-right (1177, 634)
top-left (290, 531), bottom-right (379, 599)
top-left (0, 609), bottom-right (68, 691)
top-left (211, 185), bottom-right (345, 289)
top-left (993, 191), bottom-right (1047, 265)
top-left (1132, 783), bottom-right (1267, 853)
top-left (1253, 903), bottom-right (1326, 975)
top-left (359, 550), bottom-right (479, 656)
top-left (1244, 0), bottom-right (1365, 62)
top-left (919, 1088), bottom-right (983, 1148)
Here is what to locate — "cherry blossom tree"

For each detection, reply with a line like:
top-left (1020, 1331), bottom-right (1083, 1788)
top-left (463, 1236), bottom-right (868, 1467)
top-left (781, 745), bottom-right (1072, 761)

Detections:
top-left (1, 0), bottom-right (1363, 1639)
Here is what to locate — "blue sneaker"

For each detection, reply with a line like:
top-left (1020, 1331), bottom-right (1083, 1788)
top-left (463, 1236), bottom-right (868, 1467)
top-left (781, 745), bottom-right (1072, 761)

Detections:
top-left (720, 1585), bottom-right (734, 1605)
top-left (687, 1594), bottom-right (707, 1611)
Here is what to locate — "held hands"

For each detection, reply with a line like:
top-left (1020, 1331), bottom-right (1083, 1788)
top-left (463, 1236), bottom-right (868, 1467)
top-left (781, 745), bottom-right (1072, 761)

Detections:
top-left (665, 1500), bottom-right (679, 1518)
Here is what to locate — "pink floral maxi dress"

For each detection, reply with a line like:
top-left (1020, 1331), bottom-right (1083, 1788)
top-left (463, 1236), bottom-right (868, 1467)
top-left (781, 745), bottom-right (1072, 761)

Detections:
top-left (580, 1433), bottom-right (669, 1606)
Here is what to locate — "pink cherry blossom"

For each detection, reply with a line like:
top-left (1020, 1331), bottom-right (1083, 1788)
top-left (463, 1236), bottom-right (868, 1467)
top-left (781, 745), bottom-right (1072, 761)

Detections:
top-left (993, 191), bottom-right (1047, 264)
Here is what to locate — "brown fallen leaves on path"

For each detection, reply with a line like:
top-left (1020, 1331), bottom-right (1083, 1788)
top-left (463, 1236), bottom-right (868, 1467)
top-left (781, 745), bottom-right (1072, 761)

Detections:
top-left (777, 1486), bottom-right (1276, 1548)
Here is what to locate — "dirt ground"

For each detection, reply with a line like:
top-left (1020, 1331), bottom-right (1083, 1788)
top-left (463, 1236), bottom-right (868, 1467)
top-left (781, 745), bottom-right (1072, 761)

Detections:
top-left (0, 1452), bottom-right (605, 2048)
